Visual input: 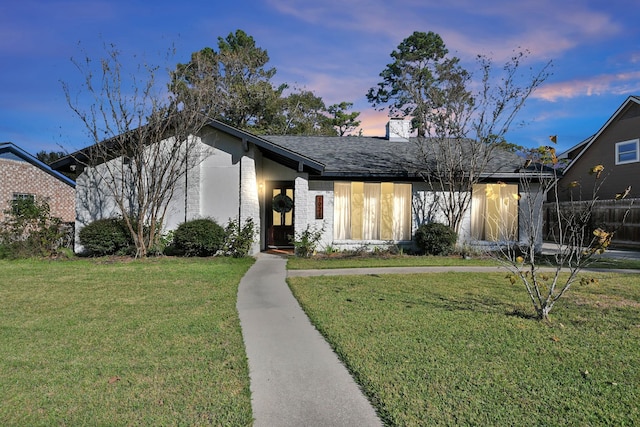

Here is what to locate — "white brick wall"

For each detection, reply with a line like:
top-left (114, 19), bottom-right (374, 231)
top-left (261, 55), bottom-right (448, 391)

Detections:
top-left (239, 147), bottom-right (261, 254)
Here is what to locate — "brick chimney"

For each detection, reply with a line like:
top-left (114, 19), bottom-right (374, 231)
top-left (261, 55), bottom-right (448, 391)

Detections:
top-left (385, 118), bottom-right (411, 141)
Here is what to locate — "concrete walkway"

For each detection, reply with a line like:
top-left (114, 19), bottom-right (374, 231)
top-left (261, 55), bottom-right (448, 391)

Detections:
top-left (236, 253), bottom-right (382, 427)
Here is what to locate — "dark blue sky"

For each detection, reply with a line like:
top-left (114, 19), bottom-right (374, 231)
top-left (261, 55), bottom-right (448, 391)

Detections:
top-left (2, 0), bottom-right (639, 155)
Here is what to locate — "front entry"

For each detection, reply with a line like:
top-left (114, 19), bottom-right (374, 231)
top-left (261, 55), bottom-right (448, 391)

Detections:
top-left (267, 181), bottom-right (295, 248)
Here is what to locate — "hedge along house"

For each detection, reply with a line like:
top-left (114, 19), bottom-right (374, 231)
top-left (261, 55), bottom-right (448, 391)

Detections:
top-left (52, 119), bottom-right (548, 254)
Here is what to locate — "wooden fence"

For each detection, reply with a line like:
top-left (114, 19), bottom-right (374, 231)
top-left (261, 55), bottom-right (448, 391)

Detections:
top-left (542, 198), bottom-right (640, 248)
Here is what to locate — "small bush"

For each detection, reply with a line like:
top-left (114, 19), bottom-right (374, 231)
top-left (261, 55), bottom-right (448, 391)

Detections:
top-left (0, 198), bottom-right (73, 258)
top-left (173, 218), bottom-right (225, 257)
top-left (79, 218), bottom-right (134, 256)
top-left (292, 224), bottom-right (324, 258)
top-left (414, 222), bottom-right (457, 256)
top-left (221, 218), bottom-right (255, 258)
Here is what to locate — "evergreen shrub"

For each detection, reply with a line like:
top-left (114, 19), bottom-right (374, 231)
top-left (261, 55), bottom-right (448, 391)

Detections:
top-left (79, 218), bottom-right (134, 256)
top-left (414, 222), bottom-right (457, 255)
top-left (173, 218), bottom-right (225, 257)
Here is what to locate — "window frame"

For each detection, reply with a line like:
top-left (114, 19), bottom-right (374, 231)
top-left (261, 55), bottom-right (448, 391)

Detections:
top-left (615, 139), bottom-right (639, 165)
top-left (12, 193), bottom-right (35, 202)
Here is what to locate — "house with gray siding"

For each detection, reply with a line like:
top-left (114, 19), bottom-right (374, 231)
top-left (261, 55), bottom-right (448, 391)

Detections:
top-left (53, 120), bottom-right (547, 254)
top-left (559, 96), bottom-right (640, 201)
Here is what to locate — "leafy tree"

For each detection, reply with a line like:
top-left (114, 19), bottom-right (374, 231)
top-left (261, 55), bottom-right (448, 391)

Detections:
top-left (328, 102), bottom-right (361, 136)
top-left (173, 30), bottom-right (356, 137)
top-left (368, 31), bottom-right (550, 234)
top-left (37, 150), bottom-right (77, 180)
top-left (277, 89), bottom-right (336, 135)
top-left (171, 29), bottom-right (286, 130)
top-left (36, 150), bottom-right (67, 165)
top-left (367, 31), bottom-right (464, 137)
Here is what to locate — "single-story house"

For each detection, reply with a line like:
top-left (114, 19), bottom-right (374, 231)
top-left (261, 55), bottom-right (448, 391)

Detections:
top-left (52, 119), bottom-right (548, 254)
top-left (0, 142), bottom-right (76, 223)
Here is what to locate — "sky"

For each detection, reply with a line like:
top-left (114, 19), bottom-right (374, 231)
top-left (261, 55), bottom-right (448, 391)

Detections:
top-left (2, 0), bottom-right (640, 156)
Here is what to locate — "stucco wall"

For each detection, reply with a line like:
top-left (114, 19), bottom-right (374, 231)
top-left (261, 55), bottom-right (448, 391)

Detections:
top-left (0, 158), bottom-right (75, 223)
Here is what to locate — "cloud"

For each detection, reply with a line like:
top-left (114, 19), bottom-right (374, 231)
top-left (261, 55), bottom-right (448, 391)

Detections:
top-left (266, 0), bottom-right (622, 64)
top-left (358, 109), bottom-right (391, 136)
top-left (534, 71), bottom-right (640, 101)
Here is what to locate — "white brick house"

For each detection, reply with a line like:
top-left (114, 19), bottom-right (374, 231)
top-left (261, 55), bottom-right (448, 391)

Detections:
top-left (53, 121), bottom-right (547, 254)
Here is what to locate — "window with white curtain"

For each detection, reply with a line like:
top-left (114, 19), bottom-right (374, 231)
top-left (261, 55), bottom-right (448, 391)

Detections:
top-left (334, 182), bottom-right (412, 240)
top-left (471, 183), bottom-right (519, 241)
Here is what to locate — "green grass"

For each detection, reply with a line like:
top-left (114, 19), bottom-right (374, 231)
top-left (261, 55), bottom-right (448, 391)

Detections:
top-left (288, 271), bottom-right (640, 426)
top-left (287, 254), bottom-right (499, 270)
top-left (288, 253), bottom-right (640, 271)
top-left (0, 257), bottom-right (254, 426)
top-left (590, 257), bottom-right (640, 270)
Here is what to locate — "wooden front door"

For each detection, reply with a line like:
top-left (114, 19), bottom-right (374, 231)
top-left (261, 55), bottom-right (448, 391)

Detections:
top-left (267, 182), bottom-right (295, 247)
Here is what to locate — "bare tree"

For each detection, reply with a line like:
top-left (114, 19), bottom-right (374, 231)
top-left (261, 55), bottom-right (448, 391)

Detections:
top-left (497, 144), bottom-right (633, 321)
top-left (63, 44), bottom-right (215, 257)
top-left (369, 31), bottom-right (551, 234)
top-left (418, 51), bottom-right (550, 234)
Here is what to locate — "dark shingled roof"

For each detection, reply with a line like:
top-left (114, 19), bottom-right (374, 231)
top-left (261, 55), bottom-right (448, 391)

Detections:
top-left (50, 119), bottom-right (534, 181)
top-left (262, 135), bottom-right (526, 179)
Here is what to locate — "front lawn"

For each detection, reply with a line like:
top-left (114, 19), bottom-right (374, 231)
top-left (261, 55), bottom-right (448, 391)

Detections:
top-left (287, 253), bottom-right (640, 271)
top-left (288, 271), bottom-right (640, 426)
top-left (0, 257), bottom-right (254, 426)
top-left (287, 254), bottom-right (498, 270)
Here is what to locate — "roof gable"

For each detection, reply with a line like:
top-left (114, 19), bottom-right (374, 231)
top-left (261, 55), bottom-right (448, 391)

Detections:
top-left (0, 142), bottom-right (75, 188)
top-left (562, 96), bottom-right (640, 173)
top-left (50, 120), bottom-right (326, 175)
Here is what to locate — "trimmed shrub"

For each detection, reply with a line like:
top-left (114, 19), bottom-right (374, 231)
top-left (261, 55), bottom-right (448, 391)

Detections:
top-left (173, 218), bottom-right (225, 257)
top-left (414, 222), bottom-right (457, 256)
top-left (79, 218), bottom-right (134, 256)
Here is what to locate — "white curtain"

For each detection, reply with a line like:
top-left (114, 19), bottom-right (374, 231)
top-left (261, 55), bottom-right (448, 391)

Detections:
top-left (471, 183), bottom-right (518, 241)
top-left (333, 182), bottom-right (351, 239)
top-left (471, 184), bottom-right (486, 240)
top-left (499, 184), bottom-right (518, 240)
top-left (363, 183), bottom-right (381, 240)
top-left (393, 184), bottom-right (412, 240)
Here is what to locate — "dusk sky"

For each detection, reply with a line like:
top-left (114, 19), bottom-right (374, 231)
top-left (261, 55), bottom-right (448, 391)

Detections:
top-left (2, 0), bottom-right (639, 156)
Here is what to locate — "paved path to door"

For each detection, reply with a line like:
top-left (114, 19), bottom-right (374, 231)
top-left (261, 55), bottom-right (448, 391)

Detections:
top-left (236, 253), bottom-right (382, 427)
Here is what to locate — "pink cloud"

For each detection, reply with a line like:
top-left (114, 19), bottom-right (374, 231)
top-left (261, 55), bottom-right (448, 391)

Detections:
top-left (267, 0), bottom-right (621, 64)
top-left (358, 109), bottom-right (392, 136)
top-left (534, 71), bottom-right (640, 101)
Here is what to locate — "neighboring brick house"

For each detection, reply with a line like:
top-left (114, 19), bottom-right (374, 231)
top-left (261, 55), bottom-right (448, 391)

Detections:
top-left (0, 142), bottom-right (76, 223)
